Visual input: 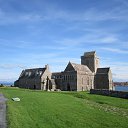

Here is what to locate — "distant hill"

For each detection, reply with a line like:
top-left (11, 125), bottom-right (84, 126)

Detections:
top-left (0, 81), bottom-right (14, 86)
top-left (114, 82), bottom-right (128, 86)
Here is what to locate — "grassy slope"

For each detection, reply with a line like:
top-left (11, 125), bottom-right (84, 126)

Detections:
top-left (0, 87), bottom-right (128, 128)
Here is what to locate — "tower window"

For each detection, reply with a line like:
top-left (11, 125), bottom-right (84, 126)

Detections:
top-left (86, 60), bottom-right (89, 66)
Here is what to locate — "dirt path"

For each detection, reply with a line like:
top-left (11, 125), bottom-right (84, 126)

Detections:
top-left (0, 93), bottom-right (7, 128)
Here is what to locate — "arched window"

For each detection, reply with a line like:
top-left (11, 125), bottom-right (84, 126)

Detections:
top-left (82, 78), bottom-right (84, 85)
top-left (87, 77), bottom-right (89, 85)
top-left (28, 72), bottom-right (31, 76)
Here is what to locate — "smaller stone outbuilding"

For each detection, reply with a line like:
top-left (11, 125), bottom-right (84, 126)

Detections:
top-left (94, 67), bottom-right (113, 90)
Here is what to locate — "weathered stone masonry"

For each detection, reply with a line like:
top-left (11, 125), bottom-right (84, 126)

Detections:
top-left (14, 51), bottom-right (113, 91)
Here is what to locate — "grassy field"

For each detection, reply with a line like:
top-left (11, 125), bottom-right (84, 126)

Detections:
top-left (0, 87), bottom-right (128, 128)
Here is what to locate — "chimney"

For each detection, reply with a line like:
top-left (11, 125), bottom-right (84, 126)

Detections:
top-left (45, 64), bottom-right (49, 70)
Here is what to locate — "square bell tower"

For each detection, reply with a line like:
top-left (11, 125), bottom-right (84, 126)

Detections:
top-left (81, 51), bottom-right (99, 73)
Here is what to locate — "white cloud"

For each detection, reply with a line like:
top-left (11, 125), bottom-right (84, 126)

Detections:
top-left (113, 73), bottom-right (128, 81)
top-left (54, 34), bottom-right (118, 48)
top-left (46, 3), bottom-right (128, 22)
top-left (0, 69), bottom-right (21, 82)
top-left (0, 9), bottom-right (43, 25)
top-left (101, 48), bottom-right (128, 54)
top-left (0, 1), bottom-right (128, 25)
top-left (101, 60), bottom-right (128, 82)
top-left (112, 67), bottom-right (128, 81)
top-left (0, 64), bottom-right (26, 69)
top-left (100, 37), bottom-right (118, 43)
top-left (39, 5), bottom-right (128, 22)
top-left (0, 38), bottom-right (37, 49)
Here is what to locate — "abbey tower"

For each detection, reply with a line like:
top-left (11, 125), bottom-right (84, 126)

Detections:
top-left (81, 51), bottom-right (99, 73)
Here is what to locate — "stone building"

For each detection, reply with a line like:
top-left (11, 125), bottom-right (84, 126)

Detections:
top-left (52, 62), bottom-right (94, 91)
top-left (81, 51), bottom-right (99, 73)
top-left (94, 68), bottom-right (113, 90)
top-left (14, 65), bottom-right (55, 90)
top-left (81, 51), bottom-right (113, 90)
top-left (14, 51), bottom-right (113, 91)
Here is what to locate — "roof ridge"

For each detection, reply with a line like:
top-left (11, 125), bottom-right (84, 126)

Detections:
top-left (69, 62), bottom-right (92, 73)
top-left (25, 67), bottom-right (46, 70)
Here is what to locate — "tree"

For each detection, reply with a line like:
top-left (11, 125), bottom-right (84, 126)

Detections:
top-left (0, 84), bottom-right (4, 87)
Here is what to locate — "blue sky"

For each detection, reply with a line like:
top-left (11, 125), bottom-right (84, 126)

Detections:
top-left (0, 0), bottom-right (128, 82)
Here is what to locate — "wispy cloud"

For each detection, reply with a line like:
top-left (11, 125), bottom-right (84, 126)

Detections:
top-left (101, 59), bottom-right (128, 81)
top-left (0, 8), bottom-right (43, 25)
top-left (0, 0), bottom-right (128, 25)
top-left (0, 71), bottom-right (19, 82)
top-left (0, 38), bottom-right (36, 49)
top-left (101, 48), bottom-right (128, 54)
top-left (55, 34), bottom-right (118, 48)
top-left (113, 73), bottom-right (128, 81)
top-left (115, 0), bottom-right (128, 7)
top-left (41, 4), bottom-right (128, 22)
top-left (99, 37), bottom-right (118, 43)
top-left (0, 64), bottom-right (27, 70)
top-left (111, 65), bottom-right (128, 81)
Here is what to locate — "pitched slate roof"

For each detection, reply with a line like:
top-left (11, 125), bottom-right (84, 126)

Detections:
top-left (65, 62), bottom-right (92, 74)
top-left (96, 68), bottom-right (110, 74)
top-left (19, 68), bottom-right (46, 79)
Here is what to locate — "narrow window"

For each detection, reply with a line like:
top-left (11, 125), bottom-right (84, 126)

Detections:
top-left (87, 77), bottom-right (89, 85)
top-left (82, 78), bottom-right (84, 85)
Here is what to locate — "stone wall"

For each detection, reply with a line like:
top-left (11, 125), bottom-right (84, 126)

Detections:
top-left (77, 72), bottom-right (93, 91)
top-left (90, 89), bottom-right (128, 99)
top-left (94, 68), bottom-right (113, 90)
top-left (81, 51), bottom-right (99, 73)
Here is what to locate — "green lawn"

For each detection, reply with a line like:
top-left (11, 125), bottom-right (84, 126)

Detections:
top-left (0, 87), bottom-right (128, 128)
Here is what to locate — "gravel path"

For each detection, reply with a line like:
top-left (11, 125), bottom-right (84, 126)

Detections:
top-left (0, 93), bottom-right (7, 128)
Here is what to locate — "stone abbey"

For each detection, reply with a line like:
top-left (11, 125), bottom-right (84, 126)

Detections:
top-left (14, 51), bottom-right (113, 91)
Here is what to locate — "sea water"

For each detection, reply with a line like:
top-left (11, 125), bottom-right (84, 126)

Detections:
top-left (115, 85), bottom-right (128, 92)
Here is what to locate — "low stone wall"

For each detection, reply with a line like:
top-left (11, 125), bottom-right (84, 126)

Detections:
top-left (90, 89), bottom-right (128, 99)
